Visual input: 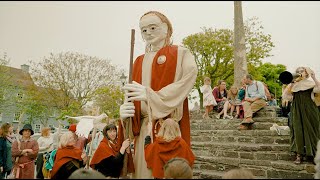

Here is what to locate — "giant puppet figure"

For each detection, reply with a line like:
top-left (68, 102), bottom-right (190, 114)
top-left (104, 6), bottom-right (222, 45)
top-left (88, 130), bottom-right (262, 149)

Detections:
top-left (120, 11), bottom-right (197, 178)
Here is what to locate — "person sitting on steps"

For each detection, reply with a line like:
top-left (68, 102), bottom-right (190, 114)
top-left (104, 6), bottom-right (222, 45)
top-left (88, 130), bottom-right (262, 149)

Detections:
top-left (213, 80), bottom-right (228, 119)
top-left (227, 86), bottom-right (242, 119)
top-left (239, 74), bottom-right (267, 130)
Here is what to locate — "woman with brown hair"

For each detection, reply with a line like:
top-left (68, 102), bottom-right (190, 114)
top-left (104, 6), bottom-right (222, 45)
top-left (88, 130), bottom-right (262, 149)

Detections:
top-left (144, 118), bottom-right (195, 179)
top-left (51, 131), bottom-right (87, 179)
top-left (0, 123), bottom-right (14, 178)
top-left (213, 80), bottom-right (228, 119)
top-left (90, 122), bottom-right (134, 178)
top-left (36, 127), bottom-right (54, 179)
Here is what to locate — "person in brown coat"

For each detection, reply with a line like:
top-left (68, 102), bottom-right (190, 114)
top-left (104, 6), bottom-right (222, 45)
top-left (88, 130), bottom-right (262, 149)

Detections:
top-left (144, 118), bottom-right (195, 179)
top-left (11, 124), bottom-right (39, 179)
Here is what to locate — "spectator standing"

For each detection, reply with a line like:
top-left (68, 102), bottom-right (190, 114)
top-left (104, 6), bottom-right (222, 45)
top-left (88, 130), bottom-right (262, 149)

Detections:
top-left (11, 124), bottom-right (39, 179)
top-left (283, 67), bottom-right (320, 164)
top-left (36, 127), bottom-right (54, 179)
top-left (200, 77), bottom-right (217, 119)
top-left (0, 123), bottom-right (14, 179)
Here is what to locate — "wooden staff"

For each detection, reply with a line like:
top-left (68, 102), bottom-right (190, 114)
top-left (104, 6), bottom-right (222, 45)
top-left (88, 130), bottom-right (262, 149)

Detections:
top-left (56, 119), bottom-right (62, 148)
top-left (85, 107), bottom-right (100, 169)
top-left (121, 28), bottom-right (135, 177)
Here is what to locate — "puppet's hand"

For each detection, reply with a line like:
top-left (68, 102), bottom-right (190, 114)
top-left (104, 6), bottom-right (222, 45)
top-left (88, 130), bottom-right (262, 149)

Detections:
top-left (123, 81), bottom-right (147, 102)
top-left (120, 102), bottom-right (135, 120)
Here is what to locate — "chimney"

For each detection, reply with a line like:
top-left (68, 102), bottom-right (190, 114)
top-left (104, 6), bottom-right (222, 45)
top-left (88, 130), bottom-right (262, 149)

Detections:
top-left (21, 64), bottom-right (29, 73)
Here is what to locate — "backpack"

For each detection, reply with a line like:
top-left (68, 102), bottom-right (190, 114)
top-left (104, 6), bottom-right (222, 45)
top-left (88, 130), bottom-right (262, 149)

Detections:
top-left (255, 81), bottom-right (272, 101)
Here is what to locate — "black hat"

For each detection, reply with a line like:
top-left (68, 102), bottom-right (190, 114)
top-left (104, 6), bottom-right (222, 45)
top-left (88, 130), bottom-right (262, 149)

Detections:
top-left (19, 124), bottom-right (34, 135)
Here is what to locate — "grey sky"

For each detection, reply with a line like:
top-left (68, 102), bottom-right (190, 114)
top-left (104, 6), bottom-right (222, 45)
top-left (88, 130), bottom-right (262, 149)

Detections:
top-left (1, 1), bottom-right (320, 74)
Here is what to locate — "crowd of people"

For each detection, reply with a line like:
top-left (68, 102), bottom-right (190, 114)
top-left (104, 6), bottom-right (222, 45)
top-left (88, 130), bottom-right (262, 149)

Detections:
top-left (200, 75), bottom-right (276, 125)
top-left (200, 66), bottom-right (320, 165)
top-left (0, 119), bottom-right (195, 179)
top-left (1, 9), bottom-right (319, 179)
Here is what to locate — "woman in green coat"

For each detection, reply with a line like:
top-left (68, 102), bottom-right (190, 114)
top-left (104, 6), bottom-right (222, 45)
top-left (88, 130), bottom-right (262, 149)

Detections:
top-left (283, 67), bottom-right (320, 164)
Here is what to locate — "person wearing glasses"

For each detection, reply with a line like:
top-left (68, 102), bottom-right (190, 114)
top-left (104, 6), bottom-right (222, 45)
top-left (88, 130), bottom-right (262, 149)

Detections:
top-left (283, 67), bottom-right (320, 164)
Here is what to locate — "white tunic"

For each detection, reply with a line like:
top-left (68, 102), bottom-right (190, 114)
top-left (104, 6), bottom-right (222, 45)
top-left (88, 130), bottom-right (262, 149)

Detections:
top-left (133, 46), bottom-right (197, 179)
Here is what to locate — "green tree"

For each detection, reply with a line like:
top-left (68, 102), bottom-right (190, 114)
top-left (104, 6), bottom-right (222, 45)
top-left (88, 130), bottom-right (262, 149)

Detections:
top-left (20, 85), bottom-right (61, 126)
top-left (92, 85), bottom-right (124, 119)
top-left (0, 52), bottom-right (11, 104)
top-left (252, 62), bottom-right (286, 100)
top-left (29, 52), bottom-right (122, 117)
top-left (182, 17), bottom-right (274, 108)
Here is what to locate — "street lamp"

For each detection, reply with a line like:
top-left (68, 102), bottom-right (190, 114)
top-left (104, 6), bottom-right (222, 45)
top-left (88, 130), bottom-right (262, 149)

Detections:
top-left (120, 73), bottom-right (127, 86)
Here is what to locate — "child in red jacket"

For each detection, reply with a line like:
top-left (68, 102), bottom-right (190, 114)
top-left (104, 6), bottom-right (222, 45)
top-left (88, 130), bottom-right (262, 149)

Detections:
top-left (144, 118), bottom-right (195, 179)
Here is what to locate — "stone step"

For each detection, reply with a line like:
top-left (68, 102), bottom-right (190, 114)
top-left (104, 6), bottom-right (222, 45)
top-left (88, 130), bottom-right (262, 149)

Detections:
top-left (191, 117), bottom-right (288, 124)
top-left (193, 169), bottom-right (225, 179)
top-left (194, 156), bottom-right (315, 179)
top-left (190, 106), bottom-right (280, 119)
top-left (191, 133), bottom-right (290, 144)
top-left (192, 149), bottom-right (294, 161)
top-left (193, 168), bottom-right (266, 179)
top-left (191, 141), bottom-right (290, 153)
top-left (191, 121), bottom-right (287, 130)
top-left (191, 129), bottom-right (290, 137)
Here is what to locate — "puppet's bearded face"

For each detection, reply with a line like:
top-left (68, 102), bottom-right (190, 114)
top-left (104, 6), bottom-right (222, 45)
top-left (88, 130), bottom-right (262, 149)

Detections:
top-left (139, 14), bottom-right (168, 47)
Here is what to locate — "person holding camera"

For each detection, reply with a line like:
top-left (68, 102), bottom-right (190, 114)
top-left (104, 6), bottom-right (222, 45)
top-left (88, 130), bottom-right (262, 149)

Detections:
top-left (283, 66), bottom-right (320, 164)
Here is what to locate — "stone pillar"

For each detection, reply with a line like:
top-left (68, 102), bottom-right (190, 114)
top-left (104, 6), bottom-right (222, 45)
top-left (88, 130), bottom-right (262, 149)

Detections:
top-left (234, 1), bottom-right (248, 88)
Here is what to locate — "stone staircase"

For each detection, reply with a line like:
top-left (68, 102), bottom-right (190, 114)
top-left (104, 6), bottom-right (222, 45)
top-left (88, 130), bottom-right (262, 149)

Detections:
top-left (190, 106), bottom-right (315, 179)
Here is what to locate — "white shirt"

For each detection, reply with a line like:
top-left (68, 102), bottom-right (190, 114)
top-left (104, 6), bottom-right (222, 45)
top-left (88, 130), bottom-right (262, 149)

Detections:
top-left (37, 135), bottom-right (54, 153)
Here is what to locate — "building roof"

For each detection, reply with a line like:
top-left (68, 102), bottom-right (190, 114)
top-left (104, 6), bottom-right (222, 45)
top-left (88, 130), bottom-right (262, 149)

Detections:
top-left (0, 66), bottom-right (35, 89)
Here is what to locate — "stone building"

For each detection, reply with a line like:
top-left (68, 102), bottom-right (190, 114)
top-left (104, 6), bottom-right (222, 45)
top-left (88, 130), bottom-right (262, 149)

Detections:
top-left (0, 64), bottom-right (65, 133)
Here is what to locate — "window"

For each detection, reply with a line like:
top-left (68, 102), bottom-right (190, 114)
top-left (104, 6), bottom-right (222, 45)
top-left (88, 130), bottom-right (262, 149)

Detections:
top-left (17, 93), bottom-right (23, 102)
top-left (13, 112), bottom-right (21, 122)
top-left (35, 124), bottom-right (41, 133)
